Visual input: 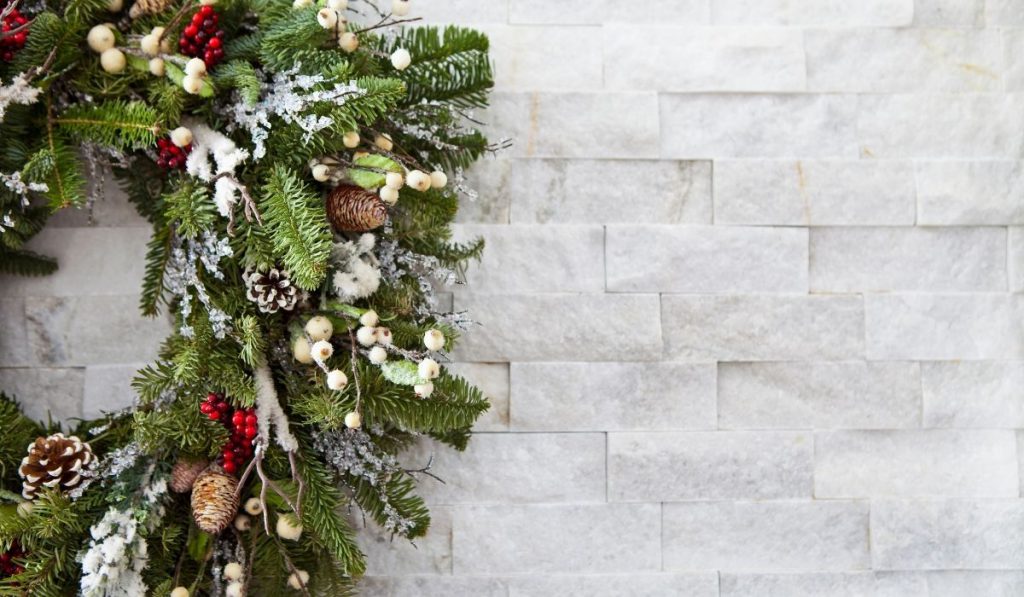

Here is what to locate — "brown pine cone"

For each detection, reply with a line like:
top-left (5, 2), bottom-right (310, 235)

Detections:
top-left (129, 0), bottom-right (173, 18)
top-left (326, 184), bottom-right (388, 232)
top-left (18, 433), bottom-right (95, 500)
top-left (243, 267), bottom-right (299, 314)
top-left (170, 458), bottom-right (209, 493)
top-left (191, 467), bottom-right (239, 534)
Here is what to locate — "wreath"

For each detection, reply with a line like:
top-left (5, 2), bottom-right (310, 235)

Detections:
top-left (0, 0), bottom-right (496, 594)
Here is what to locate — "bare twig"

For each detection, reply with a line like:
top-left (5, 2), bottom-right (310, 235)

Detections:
top-left (353, 15), bottom-right (422, 35)
top-left (272, 536), bottom-right (311, 597)
top-left (158, 2), bottom-right (194, 45)
top-left (288, 451), bottom-right (306, 518)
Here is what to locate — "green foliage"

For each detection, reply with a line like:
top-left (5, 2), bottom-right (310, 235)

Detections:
top-left (384, 26), bottom-right (493, 109)
top-left (55, 101), bottom-right (162, 149)
top-left (259, 166), bottom-right (333, 290)
top-left (0, 394), bottom-right (44, 487)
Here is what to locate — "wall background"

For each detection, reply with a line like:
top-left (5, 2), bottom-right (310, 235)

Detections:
top-left (2, 0), bottom-right (1024, 595)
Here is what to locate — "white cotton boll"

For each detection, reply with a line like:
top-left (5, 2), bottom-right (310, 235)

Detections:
top-left (429, 170), bottom-right (448, 189)
top-left (170, 127), bottom-right (193, 148)
top-left (305, 316), bottom-right (334, 341)
top-left (392, 0), bottom-right (410, 16)
top-left (317, 8), bottom-right (339, 28)
top-left (312, 164), bottom-right (331, 182)
top-left (87, 25), bottom-right (115, 54)
top-left (332, 260), bottom-right (381, 301)
top-left (328, 0), bottom-right (348, 10)
top-left (338, 31), bottom-right (359, 53)
top-left (385, 171), bottom-right (405, 189)
top-left (287, 570), bottom-right (311, 590)
top-left (342, 131), bottom-right (360, 148)
top-left (148, 58), bottom-right (165, 76)
top-left (276, 513), bottom-right (303, 541)
top-left (185, 57), bottom-right (207, 77)
top-left (374, 133), bottom-right (393, 152)
top-left (224, 562), bottom-right (243, 581)
top-left (140, 34), bottom-right (160, 57)
top-left (379, 185), bottom-right (399, 206)
top-left (100, 48), bottom-right (126, 74)
top-left (368, 346), bottom-right (388, 364)
top-left (344, 411), bottom-right (361, 429)
top-left (423, 329), bottom-right (445, 351)
top-left (171, 587), bottom-right (190, 597)
top-left (326, 369), bottom-right (348, 390)
top-left (225, 582), bottom-right (243, 597)
top-left (390, 48), bottom-right (412, 71)
top-left (311, 340), bottom-right (334, 362)
top-left (181, 75), bottom-right (204, 95)
top-left (375, 327), bottom-right (393, 346)
top-left (293, 337), bottom-right (314, 364)
top-left (355, 325), bottom-right (377, 346)
top-left (405, 170), bottom-right (431, 192)
top-left (418, 358), bottom-right (440, 380)
top-left (359, 310), bottom-right (379, 327)
top-left (414, 382), bottom-right (433, 398)
top-left (244, 497), bottom-right (263, 516)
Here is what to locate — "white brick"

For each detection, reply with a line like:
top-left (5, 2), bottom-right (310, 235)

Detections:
top-left (608, 431), bottom-right (812, 501)
top-left (1005, 31), bottom-right (1024, 90)
top-left (712, 0), bottom-right (913, 25)
top-left (987, 0), bottom-right (1024, 26)
top-left (0, 228), bottom-right (151, 297)
top-left (510, 362), bottom-right (715, 431)
top-left (356, 508), bottom-right (452, 575)
top-left (360, 576), bottom-right (508, 597)
top-left (806, 29), bottom-right (1002, 92)
top-left (871, 499), bottom-right (1024, 569)
top-left (662, 295), bottom-right (864, 361)
top-left (1012, 227), bottom-right (1024, 291)
top-left (510, 0), bottom-right (708, 24)
top-left (663, 501), bottom-right (870, 571)
top-left (815, 430), bottom-right (1019, 498)
top-left (721, 572), bottom-right (926, 597)
top-left (454, 225), bottom-right (604, 293)
top-left (917, 161), bottom-right (1024, 225)
top-left (487, 92), bottom-right (660, 159)
top-left (719, 362), bottom-right (921, 430)
top-left (0, 368), bottom-right (84, 422)
top-left (866, 295), bottom-right (1024, 360)
top-left (923, 361), bottom-right (1024, 428)
top-left (714, 160), bottom-right (916, 226)
top-left (857, 94), bottom-right (1024, 158)
top-left (413, 0), bottom-right (508, 23)
top-left (922, 571), bottom-right (1024, 596)
top-left (507, 159), bottom-right (712, 224)
top-left (605, 27), bottom-right (805, 92)
top-left (810, 227), bottom-right (1007, 292)
top-left (446, 363), bottom-right (508, 431)
top-left (453, 294), bottom-right (662, 362)
top-left (607, 226), bottom-right (808, 293)
top-left (25, 295), bottom-right (170, 366)
top-left (453, 504), bottom-right (661, 573)
top-left (83, 363), bottom-right (142, 418)
top-left (484, 26), bottom-right (603, 91)
top-left (46, 180), bottom-right (149, 228)
top-left (0, 299), bottom-right (28, 367)
top-left (661, 94), bottom-right (858, 158)
top-left (406, 433), bottom-right (605, 504)
top-left (914, 0), bottom-right (985, 26)
top-left (509, 574), bottom-right (719, 597)
top-left (457, 158), bottom-right (512, 224)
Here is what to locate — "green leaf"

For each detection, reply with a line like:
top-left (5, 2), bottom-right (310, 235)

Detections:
top-left (164, 62), bottom-right (216, 98)
top-left (348, 154), bottom-right (402, 189)
top-left (380, 361), bottom-right (420, 386)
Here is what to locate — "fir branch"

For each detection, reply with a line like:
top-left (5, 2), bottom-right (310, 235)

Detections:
top-left (55, 101), bottom-right (162, 150)
top-left (258, 166), bottom-right (332, 290)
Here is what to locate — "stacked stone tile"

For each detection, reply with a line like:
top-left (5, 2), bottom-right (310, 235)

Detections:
top-left (2, 0), bottom-right (1024, 595)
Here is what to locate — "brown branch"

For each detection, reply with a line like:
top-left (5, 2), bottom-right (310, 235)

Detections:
top-left (158, 1), bottom-right (195, 45)
top-left (353, 16), bottom-right (421, 35)
top-left (0, 19), bottom-right (31, 40)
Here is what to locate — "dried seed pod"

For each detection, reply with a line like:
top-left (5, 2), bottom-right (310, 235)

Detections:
top-left (326, 184), bottom-right (388, 232)
top-left (191, 467), bottom-right (239, 534)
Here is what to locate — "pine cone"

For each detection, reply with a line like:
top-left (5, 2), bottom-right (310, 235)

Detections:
top-left (191, 468), bottom-right (239, 534)
top-left (243, 267), bottom-right (299, 314)
top-left (18, 433), bottom-right (95, 500)
top-left (326, 184), bottom-right (388, 232)
top-left (170, 458), bottom-right (209, 493)
top-left (129, 0), bottom-right (173, 18)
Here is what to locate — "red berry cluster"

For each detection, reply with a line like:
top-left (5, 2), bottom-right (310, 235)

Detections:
top-left (178, 5), bottom-right (225, 69)
top-left (0, 5), bottom-right (29, 63)
top-left (155, 136), bottom-right (191, 171)
top-left (0, 541), bottom-right (25, 578)
top-left (200, 393), bottom-right (257, 475)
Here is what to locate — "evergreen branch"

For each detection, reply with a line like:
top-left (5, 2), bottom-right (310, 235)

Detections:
top-left (0, 248), bottom-right (57, 276)
top-left (55, 101), bottom-right (162, 150)
top-left (259, 166), bottom-right (332, 290)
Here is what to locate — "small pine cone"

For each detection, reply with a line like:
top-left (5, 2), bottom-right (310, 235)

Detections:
top-left (326, 184), bottom-right (388, 232)
top-left (170, 458), bottom-right (209, 493)
top-left (129, 0), bottom-right (173, 18)
top-left (18, 433), bottom-right (95, 500)
top-left (191, 467), bottom-right (240, 534)
top-left (243, 267), bottom-right (299, 314)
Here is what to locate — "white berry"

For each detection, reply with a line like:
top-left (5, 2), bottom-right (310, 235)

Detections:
top-left (392, 0), bottom-right (410, 16)
top-left (414, 382), bottom-right (433, 398)
top-left (379, 185), bottom-right (399, 205)
top-left (305, 315), bottom-right (334, 341)
top-left (338, 31), bottom-right (359, 52)
top-left (225, 582), bottom-right (243, 597)
top-left (385, 171), bottom-right (405, 189)
top-left (244, 497), bottom-right (263, 516)
top-left (276, 513), bottom-right (303, 541)
top-left (293, 0), bottom-right (312, 7)
top-left (107, 0), bottom-right (124, 11)
top-left (326, 369), bottom-right (348, 390)
top-left (199, 0), bottom-right (218, 4)
top-left (148, 58), bottom-right (165, 76)
top-left (390, 48), bottom-right (412, 71)
top-left (429, 170), bottom-right (448, 189)
top-left (16, 501), bottom-right (33, 518)
top-left (140, 34), bottom-right (160, 56)
top-left (328, 0), bottom-right (348, 9)
top-left (317, 8), bottom-right (339, 28)
top-left (418, 358), bottom-right (440, 380)
top-left (311, 340), bottom-right (334, 362)
top-left (293, 337), bottom-right (314, 364)
top-left (369, 346), bottom-right (388, 364)
top-left (185, 57), bottom-right (207, 77)
top-left (344, 411), bottom-right (361, 429)
top-left (224, 562), bottom-right (243, 581)
top-left (312, 164), bottom-right (331, 182)
top-left (170, 126), bottom-right (193, 148)
top-left (151, 27), bottom-right (171, 53)
top-left (287, 570), bottom-right (310, 590)
top-left (359, 310), bottom-right (379, 327)
top-left (406, 170), bottom-right (431, 192)
top-left (182, 75), bottom-right (204, 95)
top-left (375, 327), bottom-right (393, 346)
top-left (356, 325), bottom-right (377, 346)
top-left (374, 134), bottom-right (393, 152)
top-left (342, 130), bottom-right (360, 148)
top-left (87, 25), bottom-right (115, 53)
top-left (100, 48), bottom-right (126, 74)
top-left (171, 587), bottom-right (190, 597)
top-left (423, 329), bottom-right (445, 351)
top-left (234, 514), bottom-right (252, 531)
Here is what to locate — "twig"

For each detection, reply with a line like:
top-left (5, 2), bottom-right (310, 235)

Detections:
top-left (158, 1), bottom-right (194, 45)
top-left (213, 172), bottom-right (262, 236)
top-left (288, 451), bottom-right (306, 519)
top-left (0, 19), bottom-right (31, 40)
top-left (0, 0), bottom-right (21, 23)
top-left (353, 15), bottom-right (421, 34)
top-left (272, 536), bottom-right (311, 597)
top-left (347, 329), bottom-right (364, 413)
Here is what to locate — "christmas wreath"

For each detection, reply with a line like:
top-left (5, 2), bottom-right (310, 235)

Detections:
top-left (0, 0), bottom-right (497, 594)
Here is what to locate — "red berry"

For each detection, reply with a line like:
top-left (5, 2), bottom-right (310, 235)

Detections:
top-left (200, 403), bottom-right (213, 414)
top-left (208, 37), bottom-right (221, 49)
top-left (200, 5), bottom-right (214, 16)
top-left (245, 414), bottom-right (257, 425)
top-left (222, 461), bottom-right (236, 474)
top-left (209, 411), bottom-right (220, 420)
top-left (244, 426), bottom-right (257, 439)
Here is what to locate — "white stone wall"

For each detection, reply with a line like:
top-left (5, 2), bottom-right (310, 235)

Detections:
top-left (3, 0), bottom-right (1024, 595)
